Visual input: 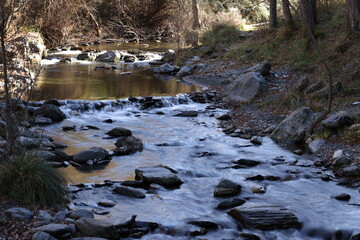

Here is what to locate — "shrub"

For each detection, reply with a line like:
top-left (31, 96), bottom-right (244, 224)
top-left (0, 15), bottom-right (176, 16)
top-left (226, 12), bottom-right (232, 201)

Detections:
top-left (201, 22), bottom-right (243, 46)
top-left (0, 154), bottom-right (68, 207)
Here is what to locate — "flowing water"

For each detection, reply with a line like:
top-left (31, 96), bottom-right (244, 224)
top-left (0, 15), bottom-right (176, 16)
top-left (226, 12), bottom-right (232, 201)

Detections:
top-left (35, 43), bottom-right (360, 239)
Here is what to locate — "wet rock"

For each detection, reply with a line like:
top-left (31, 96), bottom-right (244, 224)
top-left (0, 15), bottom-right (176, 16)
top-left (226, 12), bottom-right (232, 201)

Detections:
top-left (114, 136), bottom-right (143, 155)
top-left (106, 127), bottom-right (132, 137)
top-left (250, 136), bottom-right (262, 145)
top-left (187, 220), bottom-right (218, 230)
top-left (73, 147), bottom-right (110, 164)
top-left (103, 119), bottom-right (114, 123)
top-left (55, 149), bottom-right (72, 161)
top-left (53, 141), bottom-right (67, 149)
top-left (174, 111), bottom-right (198, 117)
top-left (95, 51), bottom-right (119, 62)
top-left (342, 165), bottom-right (360, 177)
top-left (232, 159), bottom-right (260, 167)
top-left (293, 149), bottom-right (303, 155)
top-left (123, 55), bottom-right (136, 62)
top-left (228, 205), bottom-right (300, 230)
top-left (53, 211), bottom-right (70, 223)
top-left (76, 218), bottom-right (119, 240)
top-left (34, 116), bottom-right (53, 125)
top-left (308, 139), bottom-right (325, 153)
top-left (32, 224), bottom-right (72, 238)
top-left (214, 179), bottom-right (241, 197)
top-left (270, 107), bottom-right (314, 143)
top-left (216, 113), bottom-right (231, 120)
top-left (32, 231), bottom-right (57, 240)
top-left (323, 111), bottom-right (354, 130)
top-left (70, 238), bottom-right (109, 240)
top-left (36, 104), bottom-right (66, 122)
top-left (44, 99), bottom-right (62, 107)
top-left (176, 65), bottom-right (196, 77)
top-left (332, 150), bottom-right (352, 166)
top-left (188, 226), bottom-right (208, 237)
top-left (239, 233), bottom-right (261, 240)
top-left (251, 184), bottom-right (266, 194)
top-left (70, 209), bottom-right (94, 220)
top-left (245, 61), bottom-right (271, 76)
top-left (135, 166), bottom-right (183, 189)
top-left (77, 52), bottom-right (95, 61)
top-left (216, 198), bottom-right (246, 210)
top-left (222, 72), bottom-right (268, 103)
top-left (158, 63), bottom-right (175, 73)
top-left (5, 207), bottom-right (34, 222)
top-left (113, 186), bottom-right (146, 198)
top-left (98, 201), bottom-right (116, 207)
top-left (350, 229), bottom-right (360, 240)
top-left (331, 193), bottom-right (351, 201)
top-left (63, 125), bottom-right (76, 131)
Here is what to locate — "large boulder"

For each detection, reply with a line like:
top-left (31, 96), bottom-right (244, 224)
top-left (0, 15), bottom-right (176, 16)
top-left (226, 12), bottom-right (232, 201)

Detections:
top-left (114, 136), bottom-right (143, 155)
top-left (270, 107), bottom-right (314, 143)
top-left (77, 52), bottom-right (97, 61)
top-left (95, 51), bottom-right (119, 62)
top-left (135, 166), bottom-right (183, 188)
top-left (73, 147), bottom-right (110, 164)
top-left (36, 104), bottom-right (66, 122)
top-left (323, 111), bottom-right (354, 130)
top-left (75, 218), bottom-right (119, 240)
top-left (155, 63), bottom-right (175, 74)
top-left (227, 205), bottom-right (300, 230)
top-left (222, 72), bottom-right (268, 103)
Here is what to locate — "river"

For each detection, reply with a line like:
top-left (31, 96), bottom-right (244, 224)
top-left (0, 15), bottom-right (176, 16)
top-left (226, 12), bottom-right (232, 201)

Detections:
top-left (36, 42), bottom-right (360, 240)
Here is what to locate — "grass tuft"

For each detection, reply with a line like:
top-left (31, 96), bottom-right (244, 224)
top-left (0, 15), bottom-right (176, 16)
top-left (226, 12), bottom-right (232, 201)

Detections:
top-left (0, 154), bottom-right (68, 207)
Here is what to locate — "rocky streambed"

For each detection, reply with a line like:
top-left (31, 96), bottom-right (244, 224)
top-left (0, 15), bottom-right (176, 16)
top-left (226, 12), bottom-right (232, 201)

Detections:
top-left (3, 92), bottom-right (360, 240)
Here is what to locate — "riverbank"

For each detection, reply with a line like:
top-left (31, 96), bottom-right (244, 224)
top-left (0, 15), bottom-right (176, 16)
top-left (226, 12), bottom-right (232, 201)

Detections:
top-left (179, 51), bottom-right (360, 188)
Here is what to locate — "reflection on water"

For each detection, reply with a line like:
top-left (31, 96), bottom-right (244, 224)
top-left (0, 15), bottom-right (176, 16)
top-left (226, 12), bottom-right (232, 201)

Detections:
top-left (32, 63), bottom-right (198, 100)
top-left (31, 42), bottom-right (199, 101)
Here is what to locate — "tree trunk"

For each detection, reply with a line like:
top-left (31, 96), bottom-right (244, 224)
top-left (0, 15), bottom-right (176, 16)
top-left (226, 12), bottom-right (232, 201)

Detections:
top-left (348, 0), bottom-right (360, 33)
top-left (269, 0), bottom-right (278, 28)
top-left (192, 0), bottom-right (200, 30)
top-left (310, 0), bottom-right (317, 25)
top-left (300, 0), bottom-right (315, 32)
top-left (282, 0), bottom-right (294, 29)
top-left (81, 0), bottom-right (102, 37)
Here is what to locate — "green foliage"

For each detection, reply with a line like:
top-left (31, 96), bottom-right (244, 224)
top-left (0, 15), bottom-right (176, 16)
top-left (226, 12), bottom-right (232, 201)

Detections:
top-left (201, 22), bottom-right (243, 46)
top-left (0, 154), bottom-right (68, 207)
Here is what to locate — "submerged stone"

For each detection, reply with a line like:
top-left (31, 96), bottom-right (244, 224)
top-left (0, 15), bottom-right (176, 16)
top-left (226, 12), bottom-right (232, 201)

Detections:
top-left (135, 166), bottom-right (183, 189)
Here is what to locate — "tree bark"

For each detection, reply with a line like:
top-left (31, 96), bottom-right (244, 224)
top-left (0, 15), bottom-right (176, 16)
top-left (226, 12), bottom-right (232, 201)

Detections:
top-left (192, 0), bottom-right (200, 30)
top-left (310, 0), bottom-right (317, 25)
top-left (348, 0), bottom-right (360, 33)
top-left (300, 0), bottom-right (315, 32)
top-left (269, 0), bottom-right (278, 28)
top-left (282, 0), bottom-right (294, 29)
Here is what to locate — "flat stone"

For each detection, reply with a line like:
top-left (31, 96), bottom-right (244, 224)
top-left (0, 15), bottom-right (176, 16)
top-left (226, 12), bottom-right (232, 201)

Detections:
top-left (75, 218), bottom-right (119, 240)
top-left (34, 117), bottom-right (53, 125)
top-left (187, 220), bottom-right (218, 230)
top-left (73, 147), bottom-right (109, 164)
top-left (5, 207), bottom-right (34, 223)
top-left (227, 205), bottom-right (300, 230)
top-left (216, 198), bottom-right (246, 210)
top-left (135, 167), bottom-right (183, 188)
top-left (98, 201), bottom-right (116, 207)
top-left (113, 186), bottom-right (145, 198)
top-left (214, 179), bottom-right (241, 197)
top-left (231, 159), bottom-right (260, 167)
top-left (69, 209), bottom-right (94, 220)
top-left (32, 224), bottom-right (72, 238)
top-left (32, 231), bottom-right (57, 240)
top-left (174, 111), bottom-right (198, 117)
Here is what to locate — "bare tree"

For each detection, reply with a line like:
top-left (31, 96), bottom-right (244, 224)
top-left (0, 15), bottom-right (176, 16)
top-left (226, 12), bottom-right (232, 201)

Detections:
top-left (192, 0), bottom-right (201, 30)
top-left (0, 0), bottom-right (28, 156)
top-left (347, 0), bottom-right (360, 33)
top-left (269, 0), bottom-right (278, 28)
